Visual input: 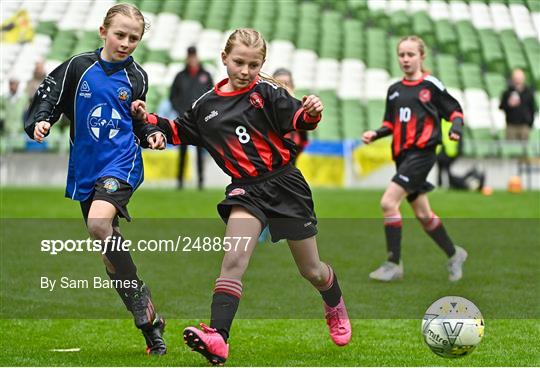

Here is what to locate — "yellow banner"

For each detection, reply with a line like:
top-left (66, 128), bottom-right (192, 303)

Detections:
top-left (297, 154), bottom-right (345, 187)
top-left (352, 137), bottom-right (393, 176)
top-left (1, 10), bottom-right (34, 44)
top-left (142, 149), bottom-right (191, 181)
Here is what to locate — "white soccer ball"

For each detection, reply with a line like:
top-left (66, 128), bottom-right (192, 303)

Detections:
top-left (422, 296), bottom-right (485, 358)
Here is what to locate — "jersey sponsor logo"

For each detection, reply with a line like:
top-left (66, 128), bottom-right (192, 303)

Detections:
top-left (228, 188), bottom-right (246, 196)
top-left (389, 91), bottom-right (399, 100)
top-left (204, 110), bottom-right (218, 122)
top-left (102, 178), bottom-right (120, 193)
top-left (79, 80), bottom-right (92, 98)
top-left (398, 174), bottom-right (410, 182)
top-left (117, 87), bottom-right (130, 102)
top-left (87, 103), bottom-right (121, 141)
top-left (419, 88), bottom-right (431, 103)
top-left (249, 92), bottom-right (264, 109)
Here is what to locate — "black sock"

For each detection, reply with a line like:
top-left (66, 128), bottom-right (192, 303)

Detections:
top-left (427, 225), bottom-right (456, 257)
top-left (385, 224), bottom-right (402, 264)
top-left (319, 271), bottom-right (342, 307)
top-left (210, 292), bottom-right (240, 342)
top-left (104, 230), bottom-right (142, 310)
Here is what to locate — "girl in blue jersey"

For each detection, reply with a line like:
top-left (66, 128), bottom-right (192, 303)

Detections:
top-left (133, 28), bottom-right (351, 365)
top-left (25, 3), bottom-right (167, 355)
top-left (362, 35), bottom-right (467, 283)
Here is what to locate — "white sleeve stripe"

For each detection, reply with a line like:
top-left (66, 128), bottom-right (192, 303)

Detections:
top-left (192, 89), bottom-right (214, 109)
top-left (424, 75), bottom-right (446, 91)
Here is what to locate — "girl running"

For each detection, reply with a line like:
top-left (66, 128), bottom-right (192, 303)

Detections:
top-left (25, 3), bottom-right (167, 355)
top-left (362, 35), bottom-right (468, 282)
top-left (134, 28), bottom-right (351, 365)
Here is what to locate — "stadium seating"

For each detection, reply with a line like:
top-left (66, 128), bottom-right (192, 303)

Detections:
top-left (1, 0), bottom-right (538, 157)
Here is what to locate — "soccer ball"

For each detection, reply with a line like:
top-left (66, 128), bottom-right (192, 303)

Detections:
top-left (422, 296), bottom-right (485, 358)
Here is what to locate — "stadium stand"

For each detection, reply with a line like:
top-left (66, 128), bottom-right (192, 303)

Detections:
top-left (0, 0), bottom-right (539, 157)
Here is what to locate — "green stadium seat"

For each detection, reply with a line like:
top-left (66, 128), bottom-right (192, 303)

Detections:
top-left (456, 21), bottom-right (481, 64)
top-left (205, 1), bottom-right (231, 31)
top-left (320, 11), bottom-right (342, 59)
top-left (140, 0), bottom-right (162, 14)
top-left (366, 28), bottom-right (388, 70)
top-left (162, 0), bottom-right (184, 16)
top-left (389, 10), bottom-right (411, 36)
top-left (460, 63), bottom-right (484, 90)
top-left (435, 54), bottom-right (461, 89)
top-left (343, 19), bottom-right (364, 60)
top-left (434, 20), bottom-right (458, 55)
top-left (522, 38), bottom-right (540, 90)
top-left (366, 100), bottom-right (386, 131)
top-left (145, 50), bottom-right (170, 64)
top-left (484, 72), bottom-right (507, 98)
top-left (35, 21), bottom-right (57, 37)
top-left (342, 100), bottom-right (365, 139)
top-left (478, 29), bottom-right (506, 74)
top-left (184, 0), bottom-right (208, 22)
top-left (411, 12), bottom-right (435, 48)
top-left (500, 30), bottom-right (530, 79)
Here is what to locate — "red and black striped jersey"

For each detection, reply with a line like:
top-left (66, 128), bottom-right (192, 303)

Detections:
top-left (148, 76), bottom-right (320, 179)
top-left (379, 73), bottom-right (463, 158)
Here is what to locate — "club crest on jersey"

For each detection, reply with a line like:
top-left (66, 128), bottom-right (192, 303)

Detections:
top-left (103, 178), bottom-right (119, 193)
top-left (228, 188), bottom-right (246, 196)
top-left (249, 92), bottom-right (264, 109)
top-left (419, 88), bottom-right (431, 103)
top-left (87, 103), bottom-right (121, 141)
top-left (117, 87), bottom-right (130, 102)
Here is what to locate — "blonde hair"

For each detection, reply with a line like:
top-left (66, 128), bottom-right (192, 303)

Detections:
top-left (397, 35), bottom-right (427, 72)
top-left (224, 28), bottom-right (267, 59)
top-left (103, 3), bottom-right (149, 37)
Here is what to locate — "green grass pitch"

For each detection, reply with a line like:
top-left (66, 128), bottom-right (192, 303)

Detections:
top-left (1, 187), bottom-right (539, 366)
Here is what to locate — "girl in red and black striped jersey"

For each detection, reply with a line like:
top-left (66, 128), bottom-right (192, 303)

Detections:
top-left (132, 28), bottom-right (351, 364)
top-left (362, 36), bottom-right (468, 283)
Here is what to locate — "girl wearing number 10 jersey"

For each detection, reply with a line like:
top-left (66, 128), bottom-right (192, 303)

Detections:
top-left (362, 35), bottom-right (468, 283)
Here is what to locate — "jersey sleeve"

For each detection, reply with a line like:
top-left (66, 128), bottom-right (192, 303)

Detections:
top-left (146, 107), bottom-right (202, 146)
top-left (432, 82), bottom-right (464, 123)
top-left (373, 88), bottom-right (395, 139)
top-left (24, 58), bottom-right (74, 138)
top-left (270, 87), bottom-right (320, 134)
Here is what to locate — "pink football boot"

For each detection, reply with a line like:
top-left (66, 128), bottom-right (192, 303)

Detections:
top-left (184, 323), bottom-right (229, 365)
top-left (324, 297), bottom-right (352, 346)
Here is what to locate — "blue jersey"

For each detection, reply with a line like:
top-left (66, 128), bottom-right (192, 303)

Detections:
top-left (25, 50), bottom-right (160, 201)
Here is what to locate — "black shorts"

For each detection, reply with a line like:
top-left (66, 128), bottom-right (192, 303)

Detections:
top-left (392, 149), bottom-right (436, 202)
top-left (218, 165), bottom-right (318, 242)
top-left (80, 176), bottom-right (133, 226)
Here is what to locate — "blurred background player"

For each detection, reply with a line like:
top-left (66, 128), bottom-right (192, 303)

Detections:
top-left (273, 68), bottom-right (309, 164)
top-left (136, 28), bottom-right (351, 365)
top-left (362, 35), bottom-right (468, 282)
top-left (499, 68), bottom-right (537, 146)
top-left (24, 3), bottom-right (167, 355)
top-left (169, 46), bottom-right (214, 189)
top-left (0, 77), bottom-right (27, 145)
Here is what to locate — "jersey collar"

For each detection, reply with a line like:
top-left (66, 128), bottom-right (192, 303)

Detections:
top-left (214, 76), bottom-right (259, 96)
top-left (401, 72), bottom-right (429, 86)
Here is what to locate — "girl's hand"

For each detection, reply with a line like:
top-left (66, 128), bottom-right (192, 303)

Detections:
top-left (449, 132), bottom-right (461, 141)
top-left (148, 132), bottom-right (166, 150)
top-left (131, 100), bottom-right (147, 120)
top-left (362, 130), bottom-right (377, 144)
top-left (34, 121), bottom-right (51, 143)
top-left (302, 95), bottom-right (324, 117)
